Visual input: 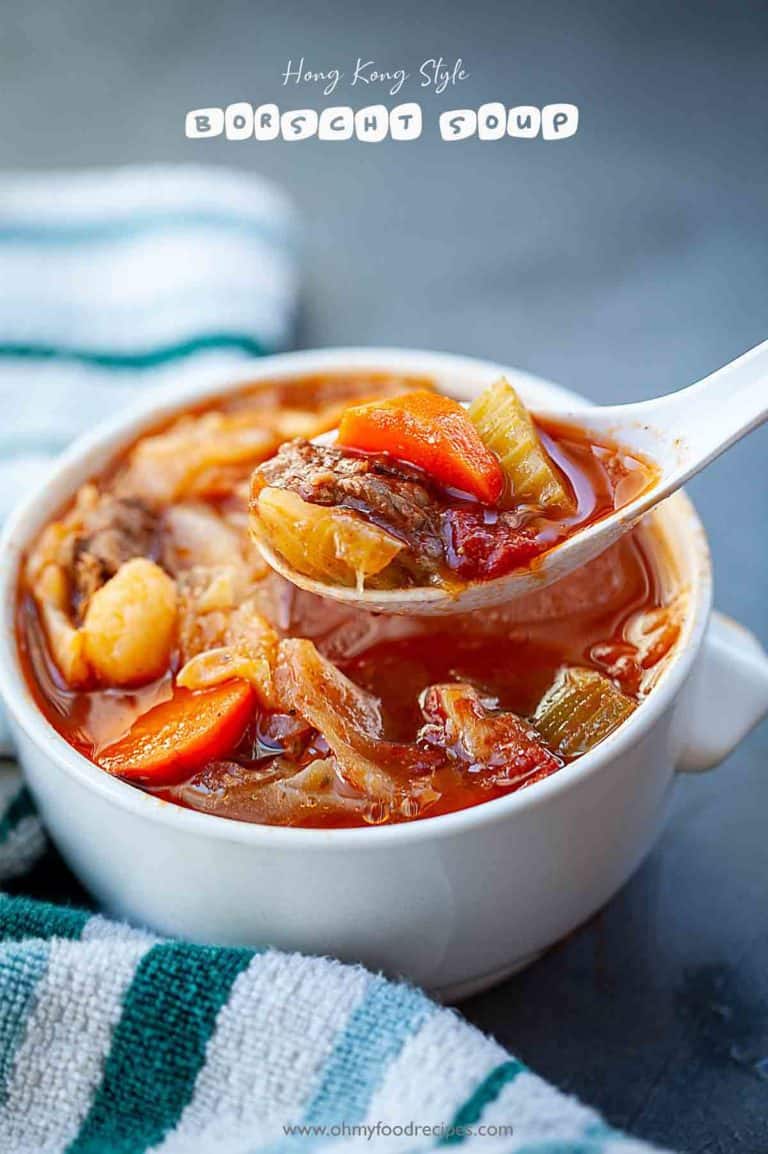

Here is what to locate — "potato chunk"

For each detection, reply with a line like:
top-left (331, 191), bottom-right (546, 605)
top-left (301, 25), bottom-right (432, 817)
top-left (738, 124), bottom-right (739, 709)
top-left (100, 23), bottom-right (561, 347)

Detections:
top-left (82, 558), bottom-right (177, 686)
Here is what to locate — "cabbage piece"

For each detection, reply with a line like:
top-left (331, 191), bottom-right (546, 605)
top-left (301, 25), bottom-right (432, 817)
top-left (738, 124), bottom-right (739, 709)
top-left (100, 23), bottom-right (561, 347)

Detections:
top-left (176, 644), bottom-right (276, 703)
top-left (176, 567), bottom-right (247, 658)
top-left (254, 487), bottom-right (404, 590)
top-left (177, 757), bottom-right (369, 826)
top-left (468, 377), bottom-right (573, 510)
top-left (30, 562), bottom-right (90, 687)
top-left (626, 602), bottom-right (682, 673)
top-left (274, 638), bottom-right (391, 798)
top-left (176, 572), bottom-right (280, 704)
top-left (275, 638), bottom-right (440, 809)
top-left (118, 411), bottom-right (279, 503)
top-left (163, 503), bottom-right (251, 574)
top-left (533, 667), bottom-right (636, 756)
top-left (419, 683), bottom-right (559, 784)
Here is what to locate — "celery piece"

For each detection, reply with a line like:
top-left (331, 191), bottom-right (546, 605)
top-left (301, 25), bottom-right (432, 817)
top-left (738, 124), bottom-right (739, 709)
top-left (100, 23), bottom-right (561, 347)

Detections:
top-left (468, 377), bottom-right (573, 510)
top-left (533, 667), bottom-right (636, 756)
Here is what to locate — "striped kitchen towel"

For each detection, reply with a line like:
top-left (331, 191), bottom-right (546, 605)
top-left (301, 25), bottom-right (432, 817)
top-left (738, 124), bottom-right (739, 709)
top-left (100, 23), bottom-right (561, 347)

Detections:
top-left (0, 164), bottom-right (297, 521)
top-left (0, 166), bottom-right (667, 1154)
top-left (0, 886), bottom-right (667, 1154)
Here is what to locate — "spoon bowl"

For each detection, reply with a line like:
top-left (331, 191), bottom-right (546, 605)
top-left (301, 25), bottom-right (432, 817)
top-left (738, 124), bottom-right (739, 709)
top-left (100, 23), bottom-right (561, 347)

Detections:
top-left (253, 341), bottom-right (768, 615)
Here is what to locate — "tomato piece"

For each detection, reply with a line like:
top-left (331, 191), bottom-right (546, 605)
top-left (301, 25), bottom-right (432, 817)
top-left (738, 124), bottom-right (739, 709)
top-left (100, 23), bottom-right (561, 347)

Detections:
top-left (338, 391), bottom-right (504, 504)
top-left (98, 680), bottom-right (255, 785)
top-left (444, 508), bottom-right (542, 579)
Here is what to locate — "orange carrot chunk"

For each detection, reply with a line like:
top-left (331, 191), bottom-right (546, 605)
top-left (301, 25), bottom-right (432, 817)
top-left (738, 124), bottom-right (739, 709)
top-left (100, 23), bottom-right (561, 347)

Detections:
top-left (98, 680), bottom-right (254, 785)
top-left (338, 391), bottom-right (504, 504)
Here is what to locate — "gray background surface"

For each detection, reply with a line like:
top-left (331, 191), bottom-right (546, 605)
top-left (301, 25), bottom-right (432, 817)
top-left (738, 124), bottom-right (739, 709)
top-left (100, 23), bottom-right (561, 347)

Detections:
top-left (3, 1), bottom-right (768, 1149)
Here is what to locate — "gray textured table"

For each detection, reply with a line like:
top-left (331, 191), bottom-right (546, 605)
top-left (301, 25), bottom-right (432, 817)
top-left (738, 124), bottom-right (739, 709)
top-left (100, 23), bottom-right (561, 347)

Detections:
top-left (3, 1), bottom-right (768, 1149)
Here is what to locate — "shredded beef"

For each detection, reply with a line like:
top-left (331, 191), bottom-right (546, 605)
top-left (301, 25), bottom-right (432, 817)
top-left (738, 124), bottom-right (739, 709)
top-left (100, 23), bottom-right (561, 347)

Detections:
top-left (255, 440), bottom-right (445, 573)
top-left (70, 497), bottom-right (159, 614)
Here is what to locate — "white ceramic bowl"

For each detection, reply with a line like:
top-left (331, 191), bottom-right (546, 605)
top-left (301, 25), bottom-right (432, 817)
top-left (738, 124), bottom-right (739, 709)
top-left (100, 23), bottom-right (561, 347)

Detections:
top-left (2, 348), bottom-right (768, 1001)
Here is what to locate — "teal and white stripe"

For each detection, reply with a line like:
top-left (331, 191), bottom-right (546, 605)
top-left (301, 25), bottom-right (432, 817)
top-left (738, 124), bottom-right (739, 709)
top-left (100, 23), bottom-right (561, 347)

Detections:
top-left (0, 897), bottom-right (669, 1154)
top-left (155, 951), bottom-right (370, 1152)
top-left (351, 1007), bottom-right (509, 1143)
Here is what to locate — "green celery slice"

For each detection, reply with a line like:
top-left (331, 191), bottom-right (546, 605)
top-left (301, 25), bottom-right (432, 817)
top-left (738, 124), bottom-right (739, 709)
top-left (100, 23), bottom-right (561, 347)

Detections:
top-left (533, 667), bottom-right (636, 756)
top-left (468, 377), bottom-right (573, 510)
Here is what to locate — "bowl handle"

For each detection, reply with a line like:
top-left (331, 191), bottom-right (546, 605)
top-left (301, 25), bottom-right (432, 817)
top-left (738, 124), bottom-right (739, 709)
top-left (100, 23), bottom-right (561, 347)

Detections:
top-left (678, 610), bottom-right (768, 773)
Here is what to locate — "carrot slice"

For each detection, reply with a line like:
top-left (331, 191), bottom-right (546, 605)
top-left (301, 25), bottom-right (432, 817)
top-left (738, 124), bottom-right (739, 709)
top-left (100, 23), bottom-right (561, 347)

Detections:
top-left (338, 391), bottom-right (504, 504)
top-left (98, 680), bottom-right (254, 785)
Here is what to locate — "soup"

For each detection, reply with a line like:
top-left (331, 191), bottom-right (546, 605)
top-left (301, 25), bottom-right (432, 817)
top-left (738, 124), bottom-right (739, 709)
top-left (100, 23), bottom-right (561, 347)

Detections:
top-left (17, 373), bottom-right (680, 828)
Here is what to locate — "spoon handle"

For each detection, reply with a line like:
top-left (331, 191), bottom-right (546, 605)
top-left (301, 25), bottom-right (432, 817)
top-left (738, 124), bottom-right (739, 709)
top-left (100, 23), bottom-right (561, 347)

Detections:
top-left (647, 339), bottom-right (768, 483)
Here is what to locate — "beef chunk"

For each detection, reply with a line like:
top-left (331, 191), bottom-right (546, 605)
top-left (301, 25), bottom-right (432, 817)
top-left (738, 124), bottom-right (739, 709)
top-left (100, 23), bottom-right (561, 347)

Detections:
top-left (255, 441), bottom-right (551, 585)
top-left (257, 439), bottom-right (376, 502)
top-left (70, 497), bottom-right (159, 615)
top-left (255, 439), bottom-right (444, 573)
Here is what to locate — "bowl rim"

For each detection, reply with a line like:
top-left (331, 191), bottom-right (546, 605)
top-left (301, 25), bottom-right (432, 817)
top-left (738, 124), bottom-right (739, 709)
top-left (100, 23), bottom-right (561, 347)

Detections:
top-left (0, 346), bottom-right (713, 850)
